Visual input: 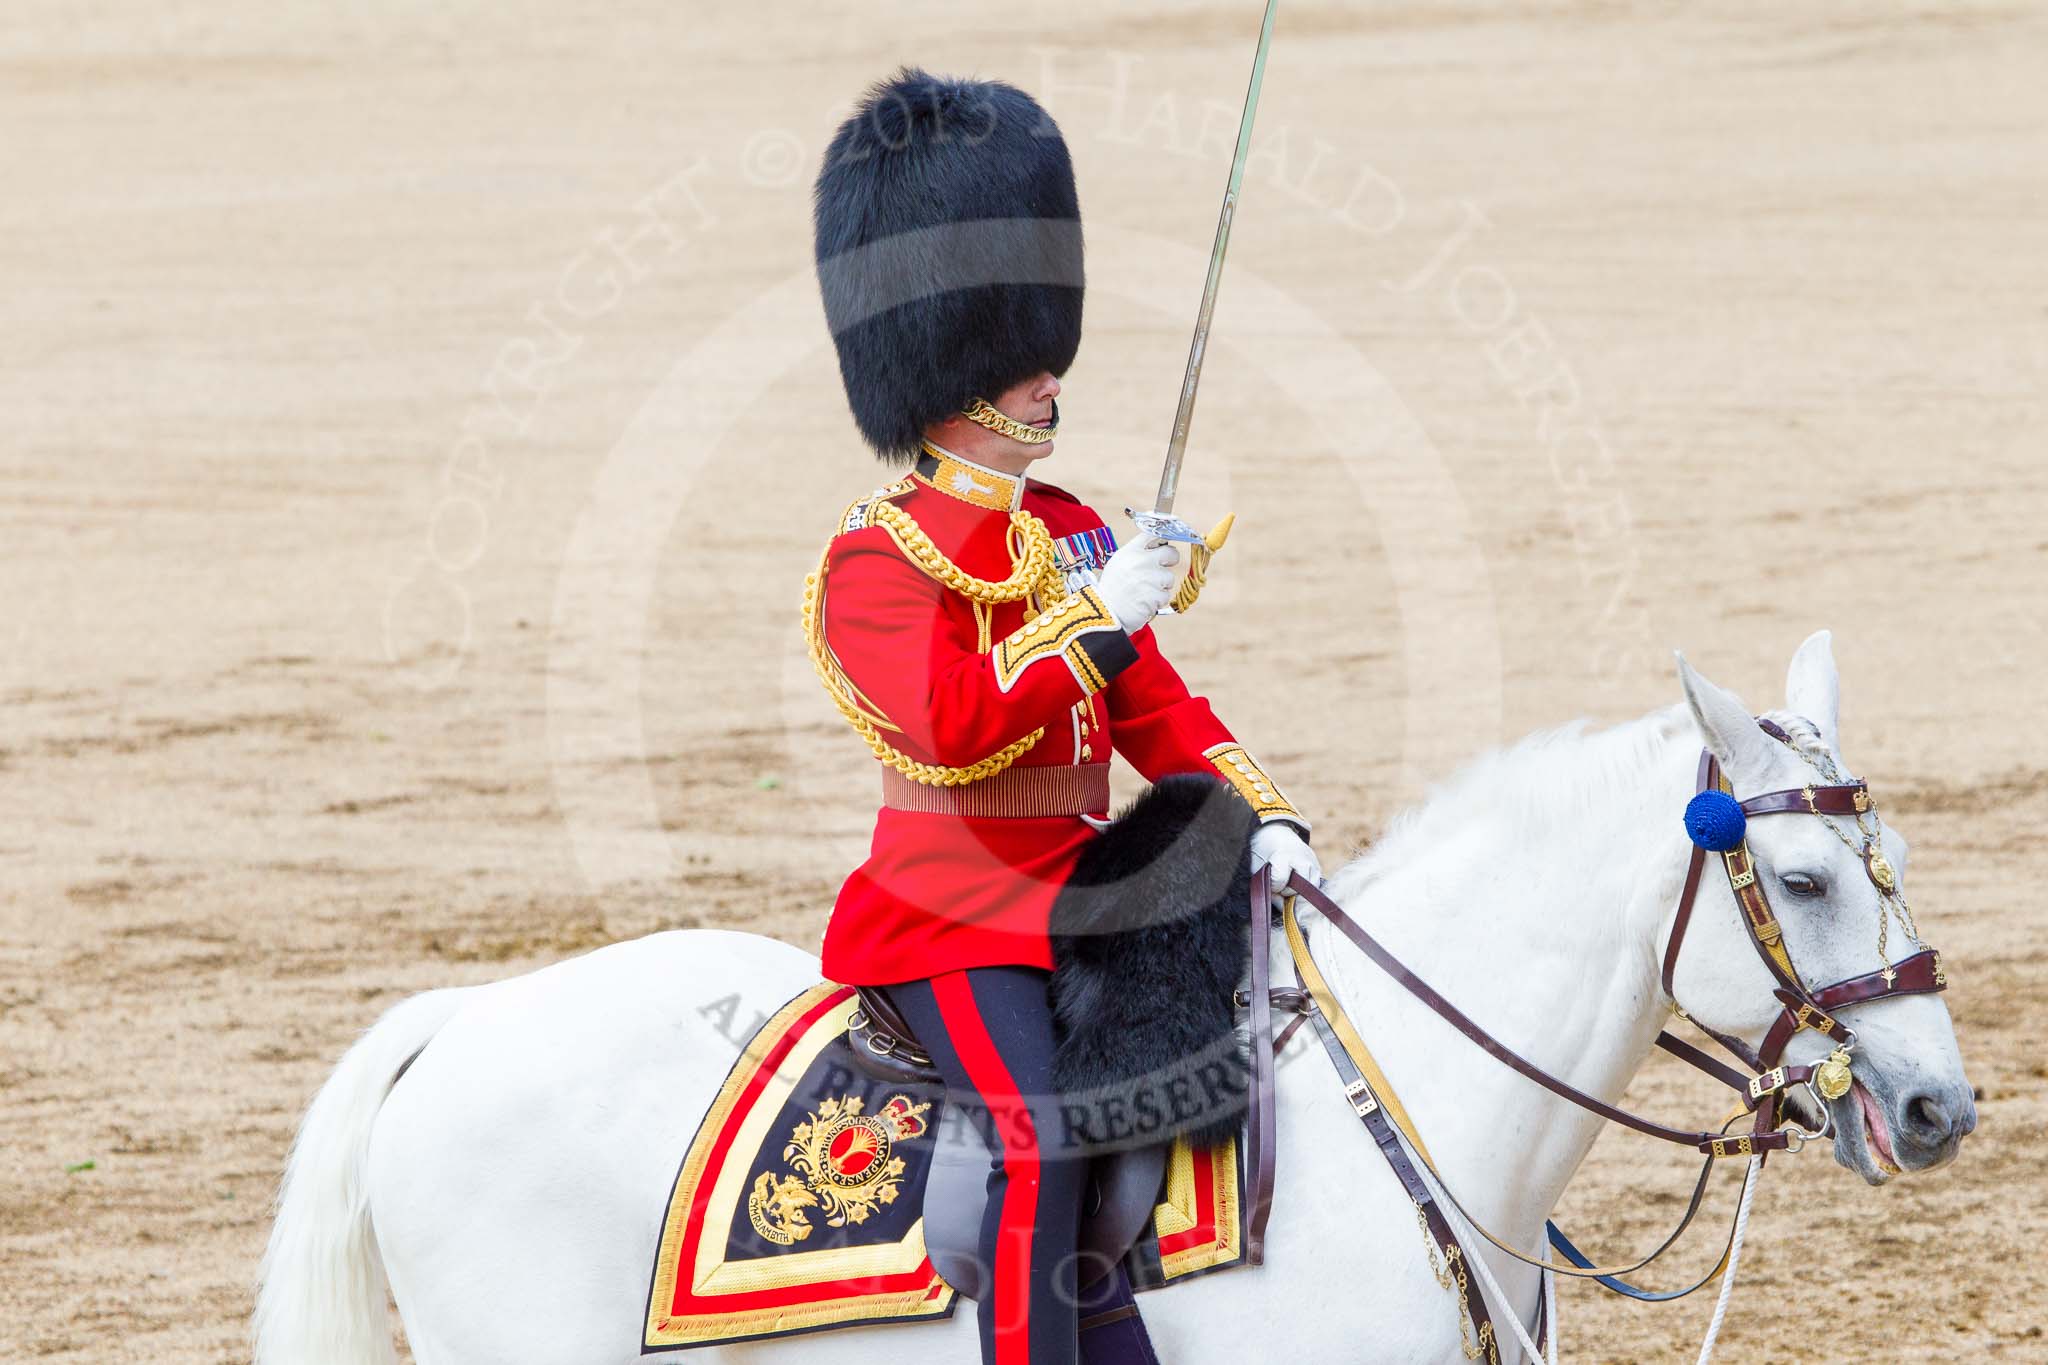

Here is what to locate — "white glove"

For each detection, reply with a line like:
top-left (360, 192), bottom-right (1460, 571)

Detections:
top-left (1094, 536), bottom-right (1181, 634)
top-left (1250, 823), bottom-right (1321, 907)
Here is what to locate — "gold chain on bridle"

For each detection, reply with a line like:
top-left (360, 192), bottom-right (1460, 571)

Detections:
top-left (802, 500), bottom-right (1071, 786)
top-left (1782, 735), bottom-right (1926, 971)
top-left (1414, 1199), bottom-right (1492, 1362)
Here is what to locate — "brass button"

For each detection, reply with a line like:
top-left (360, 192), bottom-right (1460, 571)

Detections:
top-left (1081, 744), bottom-right (1093, 760)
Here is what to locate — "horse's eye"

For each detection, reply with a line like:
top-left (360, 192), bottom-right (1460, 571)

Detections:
top-left (1781, 872), bottom-right (1826, 899)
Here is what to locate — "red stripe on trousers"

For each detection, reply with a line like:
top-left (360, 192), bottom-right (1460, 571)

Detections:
top-left (932, 970), bottom-right (1041, 1365)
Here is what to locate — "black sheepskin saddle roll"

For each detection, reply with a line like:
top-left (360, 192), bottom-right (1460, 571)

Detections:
top-left (1048, 774), bottom-right (1258, 1152)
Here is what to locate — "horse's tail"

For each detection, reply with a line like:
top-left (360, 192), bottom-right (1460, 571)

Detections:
top-left (254, 986), bottom-right (473, 1365)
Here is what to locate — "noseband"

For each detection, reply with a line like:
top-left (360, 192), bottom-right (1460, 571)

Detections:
top-left (1661, 718), bottom-right (1948, 1157)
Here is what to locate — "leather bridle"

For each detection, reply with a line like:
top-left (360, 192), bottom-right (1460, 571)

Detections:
top-left (1241, 716), bottom-right (1951, 1339)
top-left (1659, 718), bottom-right (1948, 1159)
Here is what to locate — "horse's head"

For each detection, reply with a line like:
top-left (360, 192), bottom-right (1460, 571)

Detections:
top-left (1669, 632), bottom-right (1974, 1184)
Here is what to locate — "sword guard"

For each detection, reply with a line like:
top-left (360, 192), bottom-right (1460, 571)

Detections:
top-left (1126, 507), bottom-right (1210, 545)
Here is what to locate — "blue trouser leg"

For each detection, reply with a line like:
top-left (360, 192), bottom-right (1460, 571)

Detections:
top-left (889, 968), bottom-right (1087, 1365)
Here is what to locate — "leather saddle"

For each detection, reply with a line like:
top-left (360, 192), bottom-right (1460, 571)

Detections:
top-left (849, 986), bottom-right (1168, 1301)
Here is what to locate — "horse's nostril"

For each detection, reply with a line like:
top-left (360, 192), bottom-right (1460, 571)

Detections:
top-left (1904, 1092), bottom-right (1955, 1146)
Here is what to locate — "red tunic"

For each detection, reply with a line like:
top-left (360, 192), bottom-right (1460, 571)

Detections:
top-left (814, 447), bottom-right (1304, 985)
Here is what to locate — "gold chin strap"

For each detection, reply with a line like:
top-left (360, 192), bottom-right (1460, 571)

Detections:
top-left (960, 396), bottom-right (1058, 444)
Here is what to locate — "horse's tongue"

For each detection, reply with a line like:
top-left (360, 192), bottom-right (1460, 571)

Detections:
top-left (1856, 1083), bottom-right (1901, 1171)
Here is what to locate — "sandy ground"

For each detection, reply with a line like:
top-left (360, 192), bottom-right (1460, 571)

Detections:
top-left (4, 2), bottom-right (2045, 1360)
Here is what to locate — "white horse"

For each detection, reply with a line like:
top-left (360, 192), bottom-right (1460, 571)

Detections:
top-left (255, 635), bottom-right (1974, 1364)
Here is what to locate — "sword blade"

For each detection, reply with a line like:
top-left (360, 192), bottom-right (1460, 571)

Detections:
top-left (1152, 0), bottom-right (1281, 516)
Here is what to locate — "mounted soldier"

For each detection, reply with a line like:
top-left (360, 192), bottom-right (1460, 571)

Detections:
top-left (252, 39), bottom-right (1976, 1365)
top-left (806, 67), bottom-right (1318, 1365)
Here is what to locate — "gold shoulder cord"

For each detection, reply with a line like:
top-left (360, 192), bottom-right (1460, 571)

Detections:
top-left (867, 500), bottom-right (1062, 604)
top-left (803, 499), bottom-right (1070, 786)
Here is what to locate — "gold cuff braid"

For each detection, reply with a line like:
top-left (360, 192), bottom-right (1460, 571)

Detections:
top-left (992, 587), bottom-right (1121, 694)
top-left (1204, 742), bottom-right (1306, 827)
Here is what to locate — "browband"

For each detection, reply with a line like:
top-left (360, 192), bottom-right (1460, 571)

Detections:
top-left (1740, 783), bottom-right (1871, 818)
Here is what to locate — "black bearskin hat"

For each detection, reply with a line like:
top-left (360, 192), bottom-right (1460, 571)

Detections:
top-left (814, 69), bottom-right (1085, 462)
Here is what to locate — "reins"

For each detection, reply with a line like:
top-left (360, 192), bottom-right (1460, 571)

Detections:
top-left (1282, 879), bottom-right (1749, 1294)
top-left (1267, 718), bottom-right (1952, 1327)
top-left (1287, 880), bottom-right (1789, 1159)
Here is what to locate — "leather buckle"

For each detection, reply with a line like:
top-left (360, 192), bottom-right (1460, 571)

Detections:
top-left (1747, 1066), bottom-right (1786, 1101)
top-left (1793, 1002), bottom-right (1837, 1036)
top-left (1343, 1079), bottom-right (1379, 1116)
top-left (1724, 845), bottom-right (1757, 890)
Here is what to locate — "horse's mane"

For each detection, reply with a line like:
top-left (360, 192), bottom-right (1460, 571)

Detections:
top-left (1328, 704), bottom-right (1696, 898)
top-left (1754, 710), bottom-right (1836, 770)
top-left (1329, 697), bottom-right (1847, 902)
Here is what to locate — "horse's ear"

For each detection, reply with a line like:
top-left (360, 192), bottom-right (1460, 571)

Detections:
top-left (1784, 630), bottom-right (1841, 751)
top-left (1676, 652), bottom-right (1777, 788)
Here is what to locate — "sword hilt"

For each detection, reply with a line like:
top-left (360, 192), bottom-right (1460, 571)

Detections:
top-left (1126, 508), bottom-right (1234, 551)
top-left (1124, 509), bottom-right (1235, 615)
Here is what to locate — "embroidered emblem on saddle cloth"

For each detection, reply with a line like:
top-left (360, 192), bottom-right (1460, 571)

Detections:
top-left (644, 985), bottom-right (952, 1350)
top-left (644, 984), bottom-right (1245, 1350)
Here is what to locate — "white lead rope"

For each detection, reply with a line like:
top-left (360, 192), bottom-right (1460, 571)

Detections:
top-left (1419, 1159), bottom-right (1556, 1365)
top-left (1426, 1147), bottom-right (1762, 1365)
top-left (1542, 1236), bottom-right (1559, 1363)
top-left (1693, 1154), bottom-right (1763, 1365)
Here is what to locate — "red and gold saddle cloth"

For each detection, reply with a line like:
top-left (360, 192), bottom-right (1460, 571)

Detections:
top-left (644, 983), bottom-right (1243, 1351)
top-left (1126, 1133), bottom-right (1245, 1288)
